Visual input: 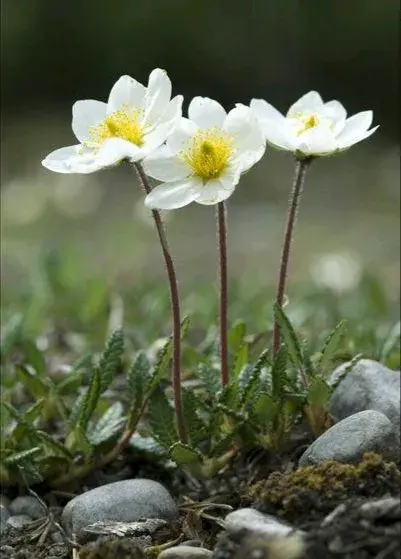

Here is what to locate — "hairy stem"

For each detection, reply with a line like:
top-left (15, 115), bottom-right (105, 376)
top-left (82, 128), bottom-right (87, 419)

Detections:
top-left (273, 157), bottom-right (311, 355)
top-left (216, 202), bottom-right (229, 386)
top-left (134, 163), bottom-right (186, 443)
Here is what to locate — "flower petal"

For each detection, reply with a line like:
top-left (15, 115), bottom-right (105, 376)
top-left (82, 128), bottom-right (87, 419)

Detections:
top-left (143, 146), bottom-right (189, 182)
top-left (143, 68), bottom-right (172, 125)
top-left (335, 111), bottom-right (374, 146)
top-left (166, 118), bottom-right (199, 153)
top-left (223, 105), bottom-right (265, 165)
top-left (322, 100), bottom-right (347, 135)
top-left (142, 95), bottom-right (183, 153)
top-left (336, 125), bottom-right (379, 150)
top-left (188, 97), bottom-right (227, 129)
top-left (42, 145), bottom-right (102, 174)
top-left (250, 99), bottom-right (287, 127)
top-left (219, 165), bottom-right (242, 190)
top-left (95, 138), bottom-right (142, 166)
top-left (287, 91), bottom-right (324, 117)
top-left (195, 178), bottom-right (236, 205)
top-left (72, 100), bottom-right (107, 143)
top-left (107, 75), bottom-right (146, 114)
top-left (295, 124), bottom-right (337, 156)
top-left (144, 178), bottom-right (202, 210)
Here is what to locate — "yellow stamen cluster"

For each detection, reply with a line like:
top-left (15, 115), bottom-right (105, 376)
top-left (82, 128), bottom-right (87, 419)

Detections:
top-left (295, 114), bottom-right (320, 136)
top-left (88, 107), bottom-right (145, 148)
top-left (181, 129), bottom-right (234, 181)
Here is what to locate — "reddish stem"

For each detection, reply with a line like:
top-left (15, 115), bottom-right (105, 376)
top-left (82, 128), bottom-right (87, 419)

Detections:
top-left (216, 202), bottom-right (229, 386)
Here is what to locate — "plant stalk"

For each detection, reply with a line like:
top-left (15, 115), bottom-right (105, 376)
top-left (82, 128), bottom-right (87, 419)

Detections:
top-left (134, 163), bottom-right (186, 443)
top-left (272, 157), bottom-right (311, 355)
top-left (216, 202), bottom-right (229, 386)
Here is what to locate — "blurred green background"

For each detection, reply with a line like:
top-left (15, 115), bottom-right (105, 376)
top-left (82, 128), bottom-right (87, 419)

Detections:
top-left (1, 0), bottom-right (400, 315)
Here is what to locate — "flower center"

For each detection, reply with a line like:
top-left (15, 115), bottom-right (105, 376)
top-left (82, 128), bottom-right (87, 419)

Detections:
top-left (294, 113), bottom-right (320, 136)
top-left (181, 129), bottom-right (234, 181)
top-left (88, 107), bottom-right (145, 148)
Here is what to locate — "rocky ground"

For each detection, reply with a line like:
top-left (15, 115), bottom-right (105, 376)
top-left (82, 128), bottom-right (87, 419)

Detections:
top-left (1, 359), bottom-right (400, 558)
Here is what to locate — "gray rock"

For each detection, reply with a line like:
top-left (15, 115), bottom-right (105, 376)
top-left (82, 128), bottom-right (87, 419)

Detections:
top-left (299, 410), bottom-right (398, 466)
top-left (6, 514), bottom-right (33, 530)
top-left (224, 508), bottom-right (295, 537)
top-left (9, 495), bottom-right (46, 520)
top-left (0, 504), bottom-right (10, 534)
top-left (158, 546), bottom-right (212, 558)
top-left (329, 359), bottom-right (401, 435)
top-left (180, 540), bottom-right (202, 547)
top-left (61, 478), bottom-right (178, 542)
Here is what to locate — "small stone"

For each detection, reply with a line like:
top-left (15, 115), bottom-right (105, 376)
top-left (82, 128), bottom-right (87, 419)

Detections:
top-left (9, 495), bottom-right (46, 519)
top-left (224, 508), bottom-right (295, 537)
top-left (61, 478), bottom-right (178, 542)
top-left (329, 359), bottom-right (401, 435)
top-left (299, 410), bottom-right (398, 466)
top-left (158, 546), bottom-right (213, 558)
top-left (0, 504), bottom-right (10, 534)
top-left (6, 514), bottom-right (33, 530)
top-left (180, 540), bottom-right (202, 547)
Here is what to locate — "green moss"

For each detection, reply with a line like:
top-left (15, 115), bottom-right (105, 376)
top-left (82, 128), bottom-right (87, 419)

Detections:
top-left (78, 536), bottom-right (146, 559)
top-left (248, 452), bottom-right (401, 523)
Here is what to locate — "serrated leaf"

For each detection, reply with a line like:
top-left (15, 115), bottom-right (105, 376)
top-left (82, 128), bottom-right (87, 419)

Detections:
top-left (252, 392), bottom-right (278, 426)
top-left (233, 343), bottom-right (249, 379)
top-left (146, 339), bottom-right (173, 394)
top-left (271, 344), bottom-right (288, 400)
top-left (273, 303), bottom-right (304, 370)
top-left (147, 388), bottom-right (177, 450)
top-left (182, 390), bottom-right (206, 447)
top-left (330, 353), bottom-right (363, 391)
top-left (307, 377), bottom-right (331, 408)
top-left (3, 447), bottom-right (41, 465)
top-left (98, 328), bottom-right (124, 393)
top-left (217, 382), bottom-right (239, 410)
top-left (87, 402), bottom-right (125, 446)
top-left (196, 363), bottom-right (221, 398)
top-left (169, 442), bottom-right (203, 466)
top-left (73, 427), bottom-right (94, 458)
top-left (13, 399), bottom-right (45, 440)
top-left (127, 351), bottom-right (150, 411)
top-left (318, 320), bottom-right (347, 378)
top-left (35, 431), bottom-right (73, 460)
top-left (75, 368), bottom-right (101, 432)
top-left (241, 349), bottom-right (270, 405)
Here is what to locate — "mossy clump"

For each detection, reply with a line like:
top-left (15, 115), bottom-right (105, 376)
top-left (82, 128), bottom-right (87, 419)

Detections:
top-left (78, 536), bottom-right (146, 559)
top-left (248, 452), bottom-right (401, 524)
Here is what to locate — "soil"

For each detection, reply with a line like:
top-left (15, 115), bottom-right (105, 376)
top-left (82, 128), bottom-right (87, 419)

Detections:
top-left (1, 427), bottom-right (400, 559)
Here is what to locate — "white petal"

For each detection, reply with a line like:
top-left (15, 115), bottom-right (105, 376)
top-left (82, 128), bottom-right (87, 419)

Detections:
top-left (143, 68), bottom-right (172, 125)
top-left (166, 118), bottom-right (199, 153)
top-left (250, 98), bottom-right (287, 127)
top-left (143, 147), bottom-right (189, 182)
top-left (144, 178), bottom-right (202, 210)
top-left (219, 165), bottom-right (242, 190)
top-left (72, 100), bottom-right (107, 142)
top-left (142, 95), bottom-right (183, 153)
top-left (260, 118), bottom-right (295, 151)
top-left (287, 91), bottom-right (324, 117)
top-left (195, 178), bottom-right (236, 205)
top-left (95, 138), bottom-right (142, 166)
top-left (295, 124), bottom-right (337, 156)
top-left (223, 105), bottom-right (265, 163)
top-left (42, 145), bottom-right (101, 174)
top-left (335, 111), bottom-right (374, 146)
top-left (322, 100), bottom-right (347, 135)
top-left (188, 97), bottom-right (227, 129)
top-left (336, 125), bottom-right (379, 150)
top-left (107, 75), bottom-right (146, 113)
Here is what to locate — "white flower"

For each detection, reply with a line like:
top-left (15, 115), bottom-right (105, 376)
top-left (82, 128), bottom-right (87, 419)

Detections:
top-left (42, 69), bottom-right (183, 174)
top-left (143, 97), bottom-right (266, 209)
top-left (250, 91), bottom-right (379, 157)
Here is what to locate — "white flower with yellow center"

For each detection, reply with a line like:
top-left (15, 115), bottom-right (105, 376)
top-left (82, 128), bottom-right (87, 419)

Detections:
top-left (250, 91), bottom-right (379, 157)
top-left (42, 69), bottom-right (183, 174)
top-left (143, 97), bottom-right (265, 209)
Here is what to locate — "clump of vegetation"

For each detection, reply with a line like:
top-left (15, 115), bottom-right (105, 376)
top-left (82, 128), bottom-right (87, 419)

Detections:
top-left (248, 452), bottom-right (401, 523)
top-left (79, 537), bottom-right (145, 559)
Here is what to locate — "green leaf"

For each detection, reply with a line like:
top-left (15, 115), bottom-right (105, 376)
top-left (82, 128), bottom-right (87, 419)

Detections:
top-left (380, 321), bottom-right (400, 363)
top-left (147, 388), bottom-right (177, 450)
top-left (146, 339), bottom-right (173, 394)
top-left (0, 313), bottom-right (24, 359)
top-left (241, 348), bottom-right (270, 405)
top-left (330, 353), bottom-right (363, 390)
top-left (73, 427), bottom-right (94, 458)
top-left (307, 377), bottom-right (331, 408)
top-left (318, 319), bottom-right (347, 378)
top-left (228, 321), bottom-right (246, 354)
top-left (196, 363), bottom-right (221, 398)
top-left (252, 392), bottom-right (278, 426)
top-left (98, 328), bottom-right (124, 393)
top-left (169, 442), bottom-right (203, 466)
top-left (182, 390), bottom-right (206, 447)
top-left (75, 368), bottom-right (101, 432)
top-left (3, 447), bottom-right (41, 465)
top-left (271, 344), bottom-right (288, 400)
top-left (88, 402), bottom-right (125, 446)
top-left (35, 431), bottom-right (73, 460)
top-left (233, 343), bottom-right (249, 379)
top-left (273, 303), bottom-right (304, 370)
top-left (126, 351), bottom-right (150, 410)
top-left (16, 364), bottom-right (52, 399)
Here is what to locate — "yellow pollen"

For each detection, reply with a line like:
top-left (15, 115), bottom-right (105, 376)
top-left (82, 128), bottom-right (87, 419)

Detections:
top-left (181, 129), bottom-right (234, 181)
top-left (88, 107), bottom-right (145, 148)
top-left (296, 114), bottom-right (320, 136)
